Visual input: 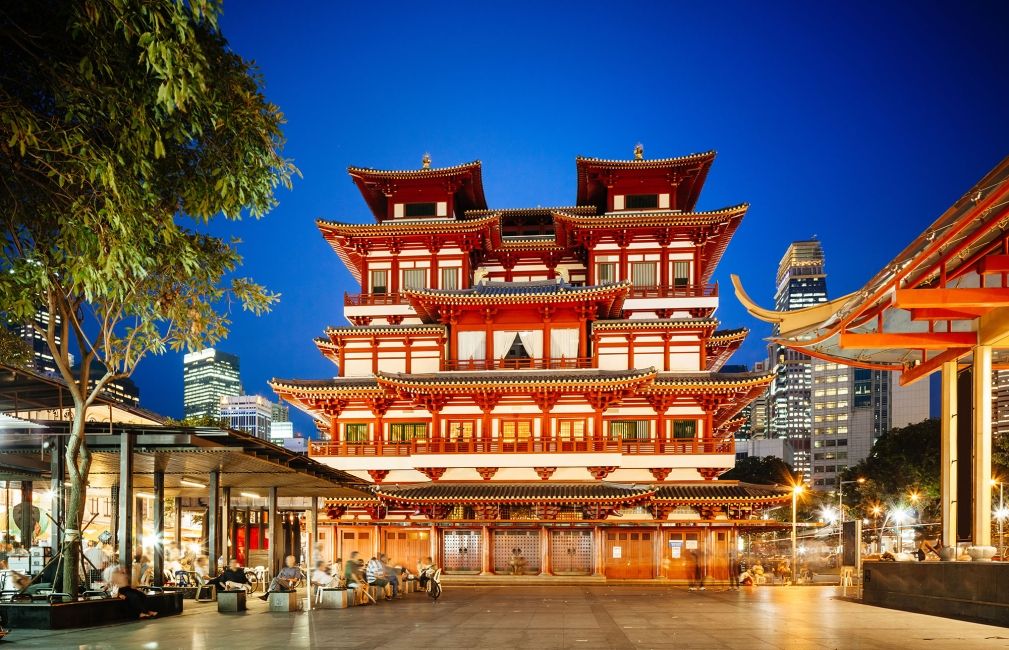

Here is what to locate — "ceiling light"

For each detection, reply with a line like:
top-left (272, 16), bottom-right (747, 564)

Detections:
top-left (180, 478), bottom-right (206, 488)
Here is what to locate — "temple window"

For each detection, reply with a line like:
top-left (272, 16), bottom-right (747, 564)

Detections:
top-left (597, 262), bottom-right (617, 284)
top-left (625, 193), bottom-right (659, 210)
top-left (630, 262), bottom-right (657, 287)
top-left (389, 422), bottom-right (427, 443)
top-left (557, 419), bottom-right (586, 440)
top-left (504, 334), bottom-right (531, 360)
top-left (401, 268), bottom-right (427, 290)
top-left (370, 269), bottom-right (388, 294)
top-left (500, 420), bottom-right (533, 442)
top-left (609, 420), bottom-right (650, 441)
top-left (440, 267), bottom-right (459, 290)
top-left (446, 420), bottom-right (475, 442)
top-left (344, 423), bottom-right (369, 443)
top-left (492, 331), bottom-right (542, 360)
top-left (403, 202), bottom-right (438, 218)
top-left (671, 419), bottom-right (698, 439)
top-left (673, 261), bottom-right (690, 288)
top-left (457, 331), bottom-right (487, 362)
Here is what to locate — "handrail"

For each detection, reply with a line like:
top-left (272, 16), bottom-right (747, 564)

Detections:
top-left (344, 292), bottom-right (409, 306)
top-left (625, 283), bottom-right (718, 299)
top-left (309, 437), bottom-right (734, 457)
top-left (442, 357), bottom-right (594, 371)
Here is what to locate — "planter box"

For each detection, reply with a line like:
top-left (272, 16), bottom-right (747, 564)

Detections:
top-left (317, 589), bottom-right (351, 609)
top-left (0, 592), bottom-right (183, 629)
top-left (217, 590), bottom-right (246, 612)
top-left (268, 591), bottom-right (299, 612)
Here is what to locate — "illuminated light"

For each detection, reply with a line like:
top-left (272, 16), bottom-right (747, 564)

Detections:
top-left (240, 492), bottom-right (260, 499)
top-left (141, 534), bottom-right (163, 547)
top-left (180, 478), bottom-right (206, 488)
top-left (136, 492), bottom-right (155, 499)
top-left (187, 543), bottom-right (202, 555)
top-left (857, 477), bottom-right (866, 484)
top-left (996, 507), bottom-right (1009, 521)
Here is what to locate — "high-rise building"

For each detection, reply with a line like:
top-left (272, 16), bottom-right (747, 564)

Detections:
top-left (748, 360), bottom-right (771, 439)
top-left (72, 358), bottom-right (141, 407)
top-left (183, 348), bottom-right (241, 419)
top-left (993, 371), bottom-right (1009, 439)
top-left (271, 402), bottom-right (290, 424)
top-left (219, 394), bottom-right (274, 439)
top-left (6, 309), bottom-right (62, 376)
top-left (769, 240), bottom-right (828, 476)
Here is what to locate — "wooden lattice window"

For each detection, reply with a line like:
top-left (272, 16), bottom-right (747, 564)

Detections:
top-left (389, 422), bottom-right (427, 443)
top-left (344, 423), bottom-right (369, 443)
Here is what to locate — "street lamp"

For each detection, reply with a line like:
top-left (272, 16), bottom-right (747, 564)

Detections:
top-left (837, 477), bottom-right (866, 563)
top-left (792, 482), bottom-right (804, 585)
top-left (870, 505), bottom-right (883, 553)
top-left (892, 508), bottom-right (910, 553)
top-left (994, 479), bottom-right (1006, 557)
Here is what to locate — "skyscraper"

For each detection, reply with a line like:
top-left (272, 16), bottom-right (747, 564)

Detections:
top-left (219, 394), bottom-right (274, 439)
top-left (769, 240), bottom-right (828, 476)
top-left (6, 309), bottom-right (62, 376)
top-left (182, 348), bottom-right (241, 419)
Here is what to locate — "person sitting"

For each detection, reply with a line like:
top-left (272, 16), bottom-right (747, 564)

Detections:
top-left (365, 554), bottom-right (397, 600)
top-left (207, 559), bottom-right (253, 592)
top-left (311, 560), bottom-right (336, 590)
top-left (509, 548), bottom-right (528, 576)
top-left (258, 555), bottom-right (302, 601)
top-left (417, 556), bottom-right (435, 591)
top-left (344, 552), bottom-right (366, 603)
top-left (108, 567), bottom-right (157, 619)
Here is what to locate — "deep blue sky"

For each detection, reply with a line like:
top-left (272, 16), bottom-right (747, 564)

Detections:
top-left (130, 1), bottom-right (1009, 434)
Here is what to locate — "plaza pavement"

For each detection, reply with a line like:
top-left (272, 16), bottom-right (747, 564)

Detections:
top-left (6, 585), bottom-right (1009, 649)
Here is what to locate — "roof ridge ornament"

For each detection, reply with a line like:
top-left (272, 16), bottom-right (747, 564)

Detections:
top-left (634, 143), bottom-right (644, 160)
top-left (421, 152), bottom-right (431, 169)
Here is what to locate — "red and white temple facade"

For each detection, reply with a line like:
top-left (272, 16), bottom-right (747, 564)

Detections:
top-left (272, 148), bottom-right (789, 581)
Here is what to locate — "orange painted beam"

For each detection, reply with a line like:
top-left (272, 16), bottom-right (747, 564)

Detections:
top-left (908, 307), bottom-right (990, 321)
top-left (895, 287), bottom-right (1009, 309)
top-left (980, 255), bottom-right (1009, 275)
top-left (899, 347), bottom-right (971, 386)
top-left (839, 331), bottom-right (976, 350)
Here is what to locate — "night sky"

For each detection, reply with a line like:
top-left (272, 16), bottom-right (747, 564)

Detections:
top-left (130, 1), bottom-right (1009, 435)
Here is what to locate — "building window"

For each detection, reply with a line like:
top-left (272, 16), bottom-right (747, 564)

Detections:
top-left (625, 194), bottom-right (659, 210)
top-left (440, 267), bottom-right (459, 290)
top-left (673, 261), bottom-right (690, 288)
top-left (389, 422), bottom-right (427, 443)
top-left (446, 420), bottom-right (475, 441)
top-left (404, 202), bottom-right (437, 218)
top-left (370, 270), bottom-right (388, 294)
top-left (557, 419), bottom-right (586, 440)
top-left (609, 420), bottom-right (650, 441)
top-left (501, 420), bottom-right (533, 442)
top-left (344, 423), bottom-right (369, 443)
top-left (401, 268), bottom-right (427, 290)
top-left (598, 262), bottom-right (617, 284)
top-left (671, 419), bottom-right (697, 439)
top-left (630, 262), bottom-right (657, 287)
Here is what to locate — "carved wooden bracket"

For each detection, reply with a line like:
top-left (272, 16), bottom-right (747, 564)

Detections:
top-left (325, 505), bottom-right (347, 520)
top-left (649, 468), bottom-right (672, 482)
top-left (587, 466), bottom-right (617, 480)
top-left (427, 504), bottom-right (451, 520)
top-left (475, 467), bottom-right (498, 481)
top-left (535, 504), bottom-right (561, 520)
top-left (365, 505), bottom-right (386, 520)
top-left (366, 469), bottom-right (390, 484)
top-left (349, 316), bottom-right (373, 326)
top-left (698, 467), bottom-right (726, 481)
top-left (534, 467), bottom-right (556, 481)
top-left (649, 504), bottom-right (673, 521)
top-left (417, 467), bottom-right (447, 481)
top-left (386, 315), bottom-right (405, 325)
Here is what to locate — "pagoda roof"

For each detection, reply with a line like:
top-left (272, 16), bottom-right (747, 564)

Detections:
top-left (592, 318), bottom-right (719, 332)
top-left (375, 368), bottom-right (656, 393)
top-left (732, 155), bottom-right (1009, 385)
top-left (269, 376), bottom-right (383, 397)
top-left (464, 206), bottom-right (597, 219)
top-left (705, 328), bottom-right (749, 371)
top-left (404, 280), bottom-right (629, 322)
top-left (648, 370), bottom-right (773, 390)
top-left (317, 214), bottom-right (496, 238)
top-left (348, 160), bottom-right (487, 220)
top-left (324, 324), bottom-right (446, 338)
top-left (375, 482), bottom-right (655, 504)
top-left (652, 482), bottom-right (791, 503)
top-left (576, 151), bottom-right (716, 213)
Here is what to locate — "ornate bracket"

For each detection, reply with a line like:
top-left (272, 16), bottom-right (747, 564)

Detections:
top-left (648, 468), bottom-right (672, 482)
top-left (587, 466), bottom-right (617, 480)
top-left (367, 469), bottom-right (390, 484)
top-left (475, 467), bottom-right (498, 481)
top-left (417, 467), bottom-right (447, 481)
top-left (534, 467), bottom-right (556, 481)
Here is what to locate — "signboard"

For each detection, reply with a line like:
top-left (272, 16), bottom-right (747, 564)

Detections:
top-left (669, 540), bottom-right (682, 559)
top-left (612, 546), bottom-right (622, 559)
top-left (685, 540), bottom-right (699, 550)
top-left (842, 520), bottom-right (861, 567)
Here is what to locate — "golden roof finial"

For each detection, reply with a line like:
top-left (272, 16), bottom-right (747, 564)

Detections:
top-left (421, 152), bottom-right (431, 169)
top-left (633, 143), bottom-right (644, 160)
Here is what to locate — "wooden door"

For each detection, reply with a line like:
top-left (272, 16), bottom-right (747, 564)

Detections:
top-left (708, 529), bottom-right (731, 583)
top-left (339, 527), bottom-right (373, 562)
top-left (663, 529), bottom-right (703, 581)
top-left (550, 529), bottom-right (592, 575)
top-left (441, 529), bottom-right (481, 574)
top-left (492, 529), bottom-right (540, 574)
top-left (382, 528), bottom-right (430, 573)
top-left (603, 529), bottom-right (654, 578)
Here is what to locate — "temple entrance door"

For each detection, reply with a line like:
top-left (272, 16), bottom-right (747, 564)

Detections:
top-left (340, 528), bottom-right (373, 562)
top-left (382, 528), bottom-right (430, 573)
top-left (663, 530), bottom-right (703, 581)
top-left (492, 529), bottom-right (541, 575)
top-left (604, 529), bottom-right (654, 578)
top-left (442, 529), bottom-right (481, 574)
top-left (550, 529), bottom-right (592, 575)
top-left (708, 529), bottom-right (731, 584)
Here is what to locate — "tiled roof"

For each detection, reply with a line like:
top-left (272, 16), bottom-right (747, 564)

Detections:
top-left (575, 150), bottom-right (716, 168)
top-left (653, 483), bottom-right (791, 502)
top-left (554, 204), bottom-right (748, 227)
top-left (464, 206), bottom-right (597, 218)
top-left (269, 377), bottom-right (380, 391)
top-left (593, 318), bottom-right (718, 331)
top-left (650, 371), bottom-right (774, 387)
top-left (324, 325), bottom-right (446, 337)
top-left (376, 482), bottom-right (655, 503)
top-left (376, 368), bottom-right (656, 389)
top-left (408, 279), bottom-right (627, 298)
top-left (347, 160), bottom-right (482, 179)
top-left (710, 328), bottom-right (748, 341)
top-left (316, 215), bottom-right (497, 236)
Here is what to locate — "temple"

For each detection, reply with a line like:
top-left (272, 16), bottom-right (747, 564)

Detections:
top-left (271, 146), bottom-right (789, 581)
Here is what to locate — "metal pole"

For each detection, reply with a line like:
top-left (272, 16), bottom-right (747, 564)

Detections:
top-left (153, 471), bottom-right (165, 587)
top-left (208, 471), bottom-right (220, 575)
top-left (791, 489), bottom-right (798, 586)
top-left (117, 432), bottom-right (134, 574)
top-left (268, 487), bottom-right (279, 577)
top-left (838, 480), bottom-right (843, 562)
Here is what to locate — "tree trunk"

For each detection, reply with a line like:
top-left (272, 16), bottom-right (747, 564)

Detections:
top-left (61, 407), bottom-right (91, 595)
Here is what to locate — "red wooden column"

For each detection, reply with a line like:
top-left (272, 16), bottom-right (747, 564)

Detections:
top-left (627, 334), bottom-right (636, 369)
top-left (662, 333), bottom-right (671, 371)
top-left (480, 525), bottom-right (493, 575)
top-left (391, 251), bottom-right (400, 294)
top-left (592, 525), bottom-right (605, 577)
top-left (540, 526), bottom-right (552, 576)
top-left (329, 416), bottom-right (338, 441)
top-left (659, 245), bottom-right (669, 289)
top-left (430, 525), bottom-right (440, 568)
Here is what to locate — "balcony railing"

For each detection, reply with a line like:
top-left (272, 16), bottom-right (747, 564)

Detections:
top-left (309, 437), bottom-right (734, 457)
top-left (442, 357), bottom-right (594, 371)
top-left (625, 283), bottom-right (717, 299)
top-left (344, 292), bottom-right (409, 306)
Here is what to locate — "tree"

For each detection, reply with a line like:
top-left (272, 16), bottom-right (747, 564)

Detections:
top-left (0, 328), bottom-right (33, 369)
top-left (0, 1), bottom-right (296, 594)
top-left (721, 455), bottom-right (799, 486)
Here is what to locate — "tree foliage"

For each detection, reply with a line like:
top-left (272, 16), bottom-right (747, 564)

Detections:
top-left (722, 455), bottom-right (799, 486)
top-left (0, 328), bottom-right (33, 369)
top-left (0, 0), bottom-right (296, 593)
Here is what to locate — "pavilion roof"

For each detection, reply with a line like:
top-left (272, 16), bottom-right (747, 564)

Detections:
top-left (463, 206), bottom-right (596, 219)
top-left (375, 482), bottom-right (655, 504)
top-left (375, 368), bottom-right (656, 393)
top-left (705, 328), bottom-right (749, 371)
top-left (732, 154), bottom-right (1009, 385)
top-left (348, 160), bottom-right (487, 220)
top-left (652, 483), bottom-right (791, 504)
top-left (323, 324), bottom-right (446, 338)
top-left (576, 151), bottom-right (716, 213)
top-left (404, 280), bottom-right (629, 322)
top-left (592, 318), bottom-right (719, 332)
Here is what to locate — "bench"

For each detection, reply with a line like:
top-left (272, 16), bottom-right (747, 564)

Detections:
top-left (217, 589), bottom-right (246, 612)
top-left (0, 591), bottom-right (184, 629)
top-left (317, 588), bottom-right (352, 609)
top-left (268, 591), bottom-right (299, 612)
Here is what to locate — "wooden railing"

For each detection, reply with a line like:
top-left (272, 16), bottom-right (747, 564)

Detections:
top-left (442, 357), bottom-right (594, 371)
top-left (309, 437), bottom-right (734, 457)
top-left (344, 292), bottom-right (409, 306)
top-left (625, 283), bottom-right (718, 299)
